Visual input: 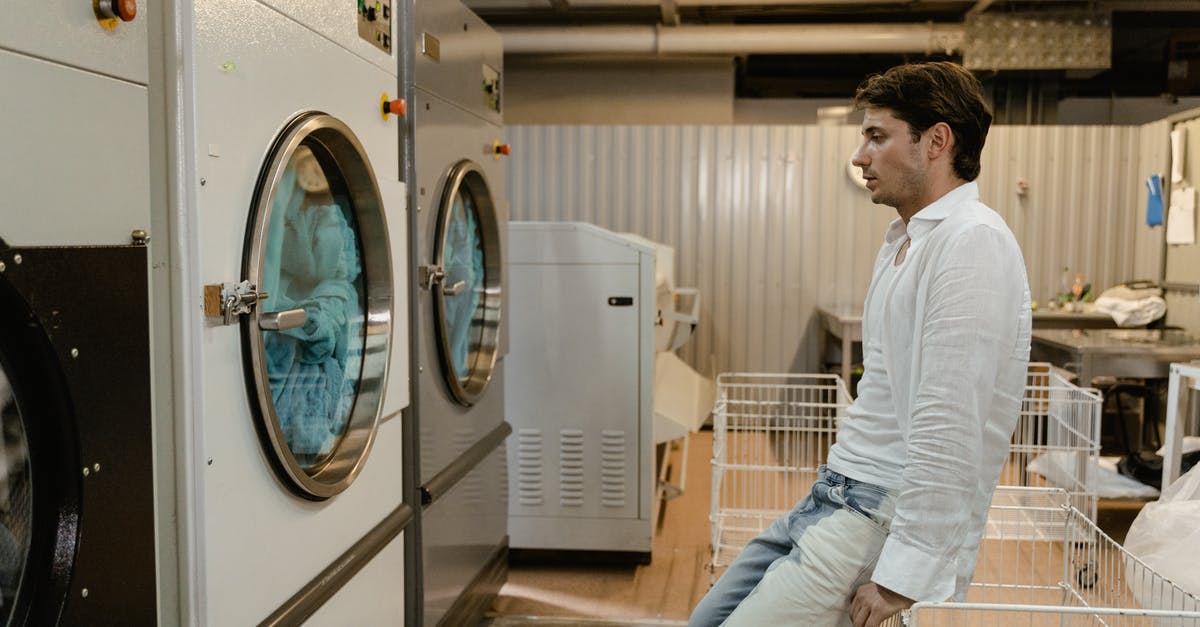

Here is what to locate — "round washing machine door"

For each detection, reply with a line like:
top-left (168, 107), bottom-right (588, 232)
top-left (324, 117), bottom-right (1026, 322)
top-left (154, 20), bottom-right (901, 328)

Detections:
top-left (432, 160), bottom-right (502, 407)
top-left (242, 112), bottom-right (392, 500)
top-left (0, 275), bottom-right (80, 625)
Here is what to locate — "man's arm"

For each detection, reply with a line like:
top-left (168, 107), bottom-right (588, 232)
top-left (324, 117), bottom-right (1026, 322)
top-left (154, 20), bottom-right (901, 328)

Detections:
top-left (869, 224), bottom-right (1024, 602)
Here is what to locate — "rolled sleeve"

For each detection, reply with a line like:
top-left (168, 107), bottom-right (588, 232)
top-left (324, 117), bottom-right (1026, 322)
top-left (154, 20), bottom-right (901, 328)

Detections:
top-left (871, 224), bottom-right (1023, 601)
top-left (872, 534), bottom-right (957, 601)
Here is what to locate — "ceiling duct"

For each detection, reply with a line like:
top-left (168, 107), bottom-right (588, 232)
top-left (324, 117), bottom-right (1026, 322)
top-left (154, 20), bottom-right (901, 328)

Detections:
top-left (963, 11), bottom-right (1112, 70)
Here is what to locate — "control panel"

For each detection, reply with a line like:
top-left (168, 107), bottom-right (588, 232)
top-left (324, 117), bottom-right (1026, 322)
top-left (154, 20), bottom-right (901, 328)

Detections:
top-left (357, 0), bottom-right (392, 53)
top-left (482, 64), bottom-right (501, 113)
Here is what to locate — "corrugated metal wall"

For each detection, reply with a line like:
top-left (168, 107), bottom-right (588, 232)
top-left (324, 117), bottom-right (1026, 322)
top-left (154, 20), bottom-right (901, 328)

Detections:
top-left (506, 124), bottom-right (1164, 375)
top-left (1163, 113), bottom-right (1200, 334)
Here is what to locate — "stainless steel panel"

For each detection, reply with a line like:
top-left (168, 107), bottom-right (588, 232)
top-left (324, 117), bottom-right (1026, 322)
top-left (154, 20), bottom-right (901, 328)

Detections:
top-left (421, 429), bottom-right (509, 626)
top-left (507, 124), bottom-right (1161, 376)
top-left (413, 0), bottom-right (503, 123)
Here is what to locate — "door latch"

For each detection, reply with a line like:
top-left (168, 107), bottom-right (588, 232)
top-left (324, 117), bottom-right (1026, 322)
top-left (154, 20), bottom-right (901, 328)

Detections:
top-left (419, 264), bottom-right (444, 291)
top-left (204, 281), bottom-right (308, 329)
top-left (205, 281), bottom-right (267, 325)
top-left (419, 264), bottom-right (468, 296)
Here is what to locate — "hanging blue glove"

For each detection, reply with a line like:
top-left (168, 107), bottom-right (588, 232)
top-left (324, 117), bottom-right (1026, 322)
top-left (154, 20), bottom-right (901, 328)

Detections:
top-left (1146, 174), bottom-right (1164, 227)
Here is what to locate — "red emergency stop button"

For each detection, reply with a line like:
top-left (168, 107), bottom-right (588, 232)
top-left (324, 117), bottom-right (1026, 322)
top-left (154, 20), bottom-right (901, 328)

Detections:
top-left (380, 93), bottom-right (406, 121)
top-left (96, 0), bottom-right (136, 24)
top-left (116, 0), bottom-right (137, 21)
top-left (493, 142), bottom-right (511, 156)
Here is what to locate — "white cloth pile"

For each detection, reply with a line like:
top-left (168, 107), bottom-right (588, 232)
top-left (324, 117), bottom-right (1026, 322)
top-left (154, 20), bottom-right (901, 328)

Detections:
top-left (1091, 283), bottom-right (1167, 328)
top-left (1125, 463), bottom-right (1200, 602)
top-left (1025, 451), bottom-right (1159, 499)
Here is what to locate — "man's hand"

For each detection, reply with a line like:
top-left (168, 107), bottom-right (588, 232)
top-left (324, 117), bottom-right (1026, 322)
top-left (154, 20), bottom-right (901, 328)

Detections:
top-left (849, 582), bottom-right (914, 627)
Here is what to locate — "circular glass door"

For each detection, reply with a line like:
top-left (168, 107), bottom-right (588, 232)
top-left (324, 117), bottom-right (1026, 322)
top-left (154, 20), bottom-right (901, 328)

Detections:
top-left (0, 366), bottom-right (30, 622)
top-left (243, 112), bottom-right (392, 500)
top-left (433, 160), bottom-right (502, 407)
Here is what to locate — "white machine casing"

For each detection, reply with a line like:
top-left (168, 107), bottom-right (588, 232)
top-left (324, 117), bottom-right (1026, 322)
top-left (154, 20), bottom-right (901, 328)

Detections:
top-left (506, 222), bottom-right (656, 555)
top-left (1, 3), bottom-right (149, 248)
top-left (165, 1), bottom-right (409, 623)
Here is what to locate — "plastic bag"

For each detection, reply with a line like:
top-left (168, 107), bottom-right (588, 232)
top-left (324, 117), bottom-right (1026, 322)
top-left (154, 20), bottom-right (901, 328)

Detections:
top-left (1124, 463), bottom-right (1200, 607)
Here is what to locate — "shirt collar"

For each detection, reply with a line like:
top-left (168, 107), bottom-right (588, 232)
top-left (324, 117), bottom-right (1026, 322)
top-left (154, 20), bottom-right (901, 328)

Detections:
top-left (884, 181), bottom-right (978, 245)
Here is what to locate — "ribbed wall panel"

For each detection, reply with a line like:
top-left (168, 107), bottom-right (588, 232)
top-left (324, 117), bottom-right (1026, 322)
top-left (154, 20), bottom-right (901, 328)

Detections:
top-left (507, 124), bottom-right (1163, 375)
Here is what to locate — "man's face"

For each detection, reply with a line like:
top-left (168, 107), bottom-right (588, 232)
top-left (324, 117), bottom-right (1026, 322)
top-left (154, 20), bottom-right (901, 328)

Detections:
top-left (851, 107), bottom-right (927, 214)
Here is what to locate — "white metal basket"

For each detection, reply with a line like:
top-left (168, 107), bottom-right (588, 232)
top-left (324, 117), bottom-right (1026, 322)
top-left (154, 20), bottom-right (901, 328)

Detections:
top-left (709, 372), bottom-right (852, 573)
top-left (896, 487), bottom-right (1200, 626)
top-left (709, 365), bottom-right (1102, 575)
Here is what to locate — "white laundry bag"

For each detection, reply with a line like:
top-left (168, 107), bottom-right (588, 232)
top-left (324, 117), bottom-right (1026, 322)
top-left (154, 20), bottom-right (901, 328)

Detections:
top-left (1123, 463), bottom-right (1200, 607)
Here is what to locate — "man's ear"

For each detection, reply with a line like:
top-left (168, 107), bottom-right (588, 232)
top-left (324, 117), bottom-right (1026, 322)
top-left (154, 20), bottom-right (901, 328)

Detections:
top-left (926, 122), bottom-right (954, 160)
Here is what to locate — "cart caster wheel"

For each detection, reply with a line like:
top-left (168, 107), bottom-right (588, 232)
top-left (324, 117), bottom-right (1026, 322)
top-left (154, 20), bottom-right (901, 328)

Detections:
top-left (1077, 562), bottom-right (1099, 589)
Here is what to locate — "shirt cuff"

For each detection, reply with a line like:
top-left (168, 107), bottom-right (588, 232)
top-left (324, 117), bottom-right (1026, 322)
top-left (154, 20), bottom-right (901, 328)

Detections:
top-left (871, 534), bottom-right (957, 602)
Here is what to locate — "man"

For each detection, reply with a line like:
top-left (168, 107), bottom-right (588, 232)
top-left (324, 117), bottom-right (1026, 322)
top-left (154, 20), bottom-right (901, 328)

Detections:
top-left (689, 62), bottom-right (1032, 627)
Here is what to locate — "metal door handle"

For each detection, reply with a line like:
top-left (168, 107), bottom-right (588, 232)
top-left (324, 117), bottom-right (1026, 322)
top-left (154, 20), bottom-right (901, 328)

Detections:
top-left (259, 308), bottom-right (307, 331)
top-left (442, 280), bottom-right (467, 296)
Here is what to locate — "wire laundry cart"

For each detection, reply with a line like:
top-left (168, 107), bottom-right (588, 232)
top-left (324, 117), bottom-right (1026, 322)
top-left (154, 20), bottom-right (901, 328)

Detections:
top-left (708, 365), bottom-right (1103, 577)
top-left (893, 487), bottom-right (1200, 626)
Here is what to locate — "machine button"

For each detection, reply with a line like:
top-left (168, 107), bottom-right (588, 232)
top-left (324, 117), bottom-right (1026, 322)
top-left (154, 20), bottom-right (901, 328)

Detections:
top-left (386, 98), bottom-right (406, 117)
top-left (95, 0), bottom-right (137, 24)
top-left (493, 142), bottom-right (511, 156)
top-left (117, 0), bottom-right (137, 21)
top-left (366, 5), bottom-right (377, 21)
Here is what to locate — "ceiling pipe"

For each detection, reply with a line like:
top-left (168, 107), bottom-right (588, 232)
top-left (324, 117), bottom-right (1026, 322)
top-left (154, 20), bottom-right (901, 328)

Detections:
top-left (472, 0), bottom-right (971, 7)
top-left (499, 22), bottom-right (965, 55)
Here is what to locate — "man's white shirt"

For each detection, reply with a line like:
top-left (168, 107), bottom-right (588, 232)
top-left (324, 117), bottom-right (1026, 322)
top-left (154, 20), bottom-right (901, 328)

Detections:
top-left (826, 181), bottom-right (1032, 602)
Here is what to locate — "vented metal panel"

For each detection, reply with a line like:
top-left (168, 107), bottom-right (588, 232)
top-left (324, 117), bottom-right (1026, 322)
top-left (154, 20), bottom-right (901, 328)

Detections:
top-left (516, 428), bottom-right (544, 506)
top-left (507, 124), bottom-right (1164, 375)
top-left (600, 430), bottom-right (627, 508)
top-left (559, 429), bottom-right (584, 507)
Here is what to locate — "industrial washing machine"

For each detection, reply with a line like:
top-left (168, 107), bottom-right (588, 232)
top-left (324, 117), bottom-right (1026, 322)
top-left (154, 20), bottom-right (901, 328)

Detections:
top-left (155, 0), bottom-right (411, 623)
top-left (0, 2), bottom-right (156, 623)
top-left (410, 0), bottom-right (511, 623)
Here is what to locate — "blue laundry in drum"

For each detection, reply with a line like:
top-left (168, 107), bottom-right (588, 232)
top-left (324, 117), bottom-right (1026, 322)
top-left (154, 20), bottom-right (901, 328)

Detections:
top-left (261, 164), bottom-right (365, 464)
top-left (442, 196), bottom-right (484, 380)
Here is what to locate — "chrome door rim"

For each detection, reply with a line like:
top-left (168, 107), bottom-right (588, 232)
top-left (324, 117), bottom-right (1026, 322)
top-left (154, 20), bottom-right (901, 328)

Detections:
top-left (433, 159), bottom-right (502, 407)
top-left (242, 111), bottom-right (393, 500)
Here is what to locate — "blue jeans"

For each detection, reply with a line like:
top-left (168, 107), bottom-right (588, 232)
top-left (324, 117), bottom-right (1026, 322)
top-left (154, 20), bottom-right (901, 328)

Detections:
top-left (690, 466), bottom-right (898, 627)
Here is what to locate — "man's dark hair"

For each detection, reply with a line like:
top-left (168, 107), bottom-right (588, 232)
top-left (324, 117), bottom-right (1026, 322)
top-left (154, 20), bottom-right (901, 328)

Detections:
top-left (853, 62), bottom-right (993, 181)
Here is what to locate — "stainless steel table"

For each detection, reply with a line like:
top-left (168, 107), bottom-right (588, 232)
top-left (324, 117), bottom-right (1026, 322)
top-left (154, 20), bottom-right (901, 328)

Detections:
top-left (1030, 329), bottom-right (1200, 386)
top-left (816, 305), bottom-right (1119, 387)
top-left (1031, 310), bottom-right (1118, 330)
top-left (816, 304), bottom-right (861, 387)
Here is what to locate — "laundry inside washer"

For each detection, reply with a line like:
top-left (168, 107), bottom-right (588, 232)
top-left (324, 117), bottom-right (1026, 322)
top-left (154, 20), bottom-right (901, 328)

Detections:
top-left (260, 145), bottom-right (368, 467)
